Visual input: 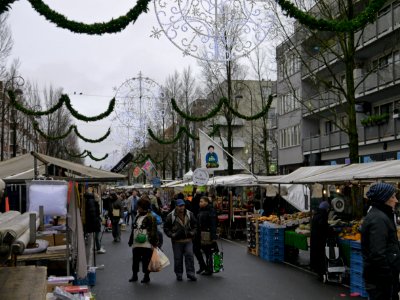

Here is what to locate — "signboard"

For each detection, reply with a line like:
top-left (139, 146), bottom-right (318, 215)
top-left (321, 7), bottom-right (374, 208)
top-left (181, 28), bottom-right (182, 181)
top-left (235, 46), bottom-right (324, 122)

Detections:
top-left (111, 153), bottom-right (133, 173)
top-left (192, 168), bottom-right (209, 186)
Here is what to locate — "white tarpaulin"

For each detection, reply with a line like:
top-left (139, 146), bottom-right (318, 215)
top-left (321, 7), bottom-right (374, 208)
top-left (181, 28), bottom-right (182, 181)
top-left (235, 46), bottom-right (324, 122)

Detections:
top-left (282, 184), bottom-right (311, 212)
top-left (264, 165), bottom-right (346, 184)
top-left (294, 160), bottom-right (400, 183)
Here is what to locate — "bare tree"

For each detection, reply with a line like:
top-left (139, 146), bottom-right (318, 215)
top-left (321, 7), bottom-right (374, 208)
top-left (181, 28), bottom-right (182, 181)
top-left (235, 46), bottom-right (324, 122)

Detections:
top-left (0, 13), bottom-right (13, 79)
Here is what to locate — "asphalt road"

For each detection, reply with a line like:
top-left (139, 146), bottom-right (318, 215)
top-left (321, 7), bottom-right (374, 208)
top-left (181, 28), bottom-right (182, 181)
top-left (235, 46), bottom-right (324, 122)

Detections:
top-left (90, 228), bottom-right (363, 300)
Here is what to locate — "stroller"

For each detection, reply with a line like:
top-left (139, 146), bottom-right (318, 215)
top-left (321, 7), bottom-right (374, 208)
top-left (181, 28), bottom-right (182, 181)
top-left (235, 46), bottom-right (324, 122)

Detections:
top-left (322, 237), bottom-right (346, 283)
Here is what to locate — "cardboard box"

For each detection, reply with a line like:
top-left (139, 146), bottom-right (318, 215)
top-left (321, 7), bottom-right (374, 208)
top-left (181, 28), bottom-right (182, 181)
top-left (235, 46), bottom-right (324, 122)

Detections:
top-left (46, 282), bottom-right (71, 293)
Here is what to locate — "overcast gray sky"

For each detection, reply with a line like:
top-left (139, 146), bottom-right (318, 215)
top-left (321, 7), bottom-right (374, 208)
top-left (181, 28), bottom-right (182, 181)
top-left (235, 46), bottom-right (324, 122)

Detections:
top-left (7, 0), bottom-right (199, 169)
top-left (7, 0), bottom-right (279, 170)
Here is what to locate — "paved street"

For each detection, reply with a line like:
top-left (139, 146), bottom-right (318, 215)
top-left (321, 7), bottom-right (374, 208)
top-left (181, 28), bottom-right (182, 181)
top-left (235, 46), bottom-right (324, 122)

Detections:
top-left (90, 229), bottom-right (362, 300)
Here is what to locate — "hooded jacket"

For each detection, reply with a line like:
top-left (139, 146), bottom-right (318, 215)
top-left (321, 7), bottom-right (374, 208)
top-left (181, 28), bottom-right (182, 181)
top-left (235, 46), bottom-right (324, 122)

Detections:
top-left (361, 202), bottom-right (400, 283)
top-left (164, 209), bottom-right (197, 242)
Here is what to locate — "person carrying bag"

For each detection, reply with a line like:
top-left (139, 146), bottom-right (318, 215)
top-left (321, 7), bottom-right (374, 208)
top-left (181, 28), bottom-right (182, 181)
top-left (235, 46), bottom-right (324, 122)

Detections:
top-left (128, 196), bottom-right (158, 284)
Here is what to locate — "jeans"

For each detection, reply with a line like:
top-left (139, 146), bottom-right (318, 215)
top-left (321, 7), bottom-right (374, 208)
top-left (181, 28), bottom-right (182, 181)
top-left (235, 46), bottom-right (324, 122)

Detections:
top-left (193, 237), bottom-right (206, 270)
top-left (94, 232), bottom-right (101, 250)
top-left (172, 241), bottom-right (195, 277)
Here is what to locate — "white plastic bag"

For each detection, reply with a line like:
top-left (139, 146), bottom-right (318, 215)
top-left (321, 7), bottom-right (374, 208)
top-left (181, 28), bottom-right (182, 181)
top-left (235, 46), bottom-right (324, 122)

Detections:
top-left (148, 247), bottom-right (170, 272)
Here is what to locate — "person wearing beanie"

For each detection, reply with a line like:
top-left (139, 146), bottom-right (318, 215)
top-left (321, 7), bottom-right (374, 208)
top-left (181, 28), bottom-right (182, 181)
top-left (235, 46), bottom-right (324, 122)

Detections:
top-left (310, 200), bottom-right (331, 280)
top-left (361, 182), bottom-right (399, 299)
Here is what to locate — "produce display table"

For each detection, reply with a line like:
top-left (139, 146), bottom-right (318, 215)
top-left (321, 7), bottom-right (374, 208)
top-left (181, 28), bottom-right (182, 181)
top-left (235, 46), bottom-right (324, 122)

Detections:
top-left (284, 231), bottom-right (308, 251)
top-left (0, 266), bottom-right (47, 300)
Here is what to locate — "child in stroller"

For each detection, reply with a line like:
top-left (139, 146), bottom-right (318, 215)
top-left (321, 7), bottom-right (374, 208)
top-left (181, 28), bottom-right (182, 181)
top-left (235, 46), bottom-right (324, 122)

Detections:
top-left (322, 237), bottom-right (346, 283)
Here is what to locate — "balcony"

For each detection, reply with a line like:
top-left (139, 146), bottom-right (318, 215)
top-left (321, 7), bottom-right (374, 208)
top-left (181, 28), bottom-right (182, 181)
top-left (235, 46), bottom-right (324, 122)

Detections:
top-left (303, 117), bottom-right (400, 153)
top-left (302, 91), bottom-right (342, 116)
top-left (356, 63), bottom-right (400, 96)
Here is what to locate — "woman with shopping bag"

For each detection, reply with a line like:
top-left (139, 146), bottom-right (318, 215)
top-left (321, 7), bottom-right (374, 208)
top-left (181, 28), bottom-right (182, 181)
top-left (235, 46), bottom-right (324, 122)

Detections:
top-left (128, 196), bottom-right (158, 283)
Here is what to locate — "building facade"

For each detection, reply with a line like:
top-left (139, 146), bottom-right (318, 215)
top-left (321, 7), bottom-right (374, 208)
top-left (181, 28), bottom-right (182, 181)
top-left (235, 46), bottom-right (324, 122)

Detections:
top-left (276, 0), bottom-right (400, 173)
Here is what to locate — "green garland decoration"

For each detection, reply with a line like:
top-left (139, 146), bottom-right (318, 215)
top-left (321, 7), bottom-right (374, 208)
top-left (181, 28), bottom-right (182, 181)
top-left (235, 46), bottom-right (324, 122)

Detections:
top-left (75, 127), bottom-right (111, 143)
top-left (33, 121), bottom-right (73, 141)
top-left (8, 91), bottom-right (115, 122)
top-left (276, 0), bottom-right (386, 32)
top-left (171, 97), bottom-right (224, 122)
top-left (227, 95), bottom-right (274, 120)
top-left (148, 126), bottom-right (198, 145)
top-left (87, 151), bottom-right (108, 162)
top-left (33, 121), bottom-right (111, 143)
top-left (0, 0), bottom-right (17, 13)
top-left (27, 0), bottom-right (151, 35)
top-left (64, 148), bottom-right (89, 158)
top-left (172, 96), bottom-right (273, 122)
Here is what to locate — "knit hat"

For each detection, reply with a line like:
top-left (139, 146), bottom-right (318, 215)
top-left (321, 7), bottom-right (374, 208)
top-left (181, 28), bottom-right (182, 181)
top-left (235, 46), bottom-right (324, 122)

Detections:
top-left (319, 201), bottom-right (330, 210)
top-left (366, 183), bottom-right (396, 204)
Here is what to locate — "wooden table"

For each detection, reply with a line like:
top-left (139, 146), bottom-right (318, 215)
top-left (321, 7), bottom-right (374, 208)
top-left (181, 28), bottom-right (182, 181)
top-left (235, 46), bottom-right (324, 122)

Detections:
top-left (0, 266), bottom-right (47, 300)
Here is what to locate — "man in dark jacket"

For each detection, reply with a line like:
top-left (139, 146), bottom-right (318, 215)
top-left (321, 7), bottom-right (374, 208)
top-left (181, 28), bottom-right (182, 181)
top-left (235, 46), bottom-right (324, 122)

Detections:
top-left (196, 196), bottom-right (218, 275)
top-left (361, 183), bottom-right (399, 300)
top-left (164, 199), bottom-right (198, 281)
top-left (310, 200), bottom-right (330, 280)
top-left (85, 192), bottom-right (106, 254)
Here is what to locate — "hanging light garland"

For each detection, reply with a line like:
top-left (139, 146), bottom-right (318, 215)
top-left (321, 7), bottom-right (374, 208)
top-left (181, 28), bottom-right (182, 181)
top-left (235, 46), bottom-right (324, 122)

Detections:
top-left (1, 0), bottom-right (152, 35)
top-left (64, 148), bottom-right (109, 161)
top-left (8, 91), bottom-right (115, 122)
top-left (33, 121), bottom-right (111, 143)
top-left (171, 96), bottom-right (273, 122)
top-left (276, 0), bottom-right (386, 32)
top-left (147, 126), bottom-right (198, 145)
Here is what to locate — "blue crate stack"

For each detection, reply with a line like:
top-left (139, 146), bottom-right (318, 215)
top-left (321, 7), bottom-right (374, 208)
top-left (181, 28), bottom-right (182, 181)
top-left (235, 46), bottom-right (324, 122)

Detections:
top-left (258, 222), bottom-right (285, 262)
top-left (349, 241), bottom-right (368, 298)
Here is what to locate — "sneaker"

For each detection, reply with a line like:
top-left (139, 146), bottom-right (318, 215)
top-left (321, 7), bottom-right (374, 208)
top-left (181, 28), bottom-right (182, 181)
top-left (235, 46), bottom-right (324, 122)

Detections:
top-left (97, 248), bottom-right (106, 254)
top-left (196, 268), bottom-right (205, 274)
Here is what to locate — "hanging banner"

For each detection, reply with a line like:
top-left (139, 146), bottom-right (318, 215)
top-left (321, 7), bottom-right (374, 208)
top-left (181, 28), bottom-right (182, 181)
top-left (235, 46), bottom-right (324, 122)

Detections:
top-left (198, 130), bottom-right (227, 171)
top-left (133, 166), bottom-right (142, 178)
top-left (141, 159), bottom-right (156, 179)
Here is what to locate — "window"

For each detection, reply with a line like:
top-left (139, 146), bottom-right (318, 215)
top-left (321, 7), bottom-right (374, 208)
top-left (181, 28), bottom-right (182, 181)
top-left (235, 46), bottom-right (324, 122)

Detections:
top-left (325, 121), bottom-right (332, 135)
top-left (279, 90), bottom-right (300, 115)
top-left (279, 125), bottom-right (301, 148)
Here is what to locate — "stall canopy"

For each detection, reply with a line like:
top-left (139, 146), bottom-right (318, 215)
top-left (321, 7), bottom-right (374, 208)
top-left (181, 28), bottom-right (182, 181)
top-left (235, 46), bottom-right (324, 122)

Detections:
top-left (294, 160), bottom-right (400, 184)
top-left (0, 152), bottom-right (126, 183)
top-left (258, 165), bottom-right (346, 184)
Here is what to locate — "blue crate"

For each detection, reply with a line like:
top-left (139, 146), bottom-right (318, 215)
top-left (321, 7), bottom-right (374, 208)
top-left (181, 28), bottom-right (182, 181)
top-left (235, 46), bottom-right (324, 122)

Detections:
top-left (260, 234), bottom-right (285, 244)
top-left (350, 283), bottom-right (368, 298)
top-left (261, 252), bottom-right (284, 262)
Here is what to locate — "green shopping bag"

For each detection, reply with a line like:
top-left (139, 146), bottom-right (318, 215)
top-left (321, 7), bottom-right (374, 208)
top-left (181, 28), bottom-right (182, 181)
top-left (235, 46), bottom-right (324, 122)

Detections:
top-left (212, 250), bottom-right (224, 273)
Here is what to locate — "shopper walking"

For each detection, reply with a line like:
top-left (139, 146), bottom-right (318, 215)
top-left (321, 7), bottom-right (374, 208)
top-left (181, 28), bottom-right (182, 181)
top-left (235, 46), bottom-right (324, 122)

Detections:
top-left (110, 193), bottom-right (122, 242)
top-left (361, 183), bottom-right (400, 300)
top-left (310, 200), bottom-right (330, 280)
top-left (128, 196), bottom-right (158, 284)
top-left (164, 199), bottom-right (198, 281)
top-left (85, 192), bottom-right (106, 254)
top-left (196, 196), bottom-right (218, 275)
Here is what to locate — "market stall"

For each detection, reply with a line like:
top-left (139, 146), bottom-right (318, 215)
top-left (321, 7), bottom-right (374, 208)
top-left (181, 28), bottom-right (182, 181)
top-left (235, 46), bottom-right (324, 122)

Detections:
top-left (0, 151), bottom-right (126, 297)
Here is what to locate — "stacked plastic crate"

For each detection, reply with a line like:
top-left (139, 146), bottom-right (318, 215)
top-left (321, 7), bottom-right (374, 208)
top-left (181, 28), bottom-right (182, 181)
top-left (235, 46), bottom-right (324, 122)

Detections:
top-left (246, 216), bottom-right (259, 256)
top-left (349, 241), bottom-right (368, 298)
top-left (259, 222), bottom-right (285, 262)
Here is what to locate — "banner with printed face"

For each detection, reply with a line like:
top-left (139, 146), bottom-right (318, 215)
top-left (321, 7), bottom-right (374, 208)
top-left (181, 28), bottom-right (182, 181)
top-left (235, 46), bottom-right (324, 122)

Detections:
top-left (198, 130), bottom-right (227, 171)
